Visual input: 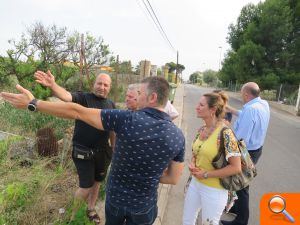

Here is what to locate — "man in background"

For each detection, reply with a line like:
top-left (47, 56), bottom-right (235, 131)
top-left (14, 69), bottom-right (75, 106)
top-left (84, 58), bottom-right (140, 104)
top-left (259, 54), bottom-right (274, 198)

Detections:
top-left (125, 83), bottom-right (179, 120)
top-left (125, 83), bottom-right (139, 111)
top-left (222, 82), bottom-right (270, 225)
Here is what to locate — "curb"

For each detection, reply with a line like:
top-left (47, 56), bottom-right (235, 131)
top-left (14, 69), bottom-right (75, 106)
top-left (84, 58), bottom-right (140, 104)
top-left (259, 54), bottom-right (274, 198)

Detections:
top-left (153, 84), bottom-right (185, 225)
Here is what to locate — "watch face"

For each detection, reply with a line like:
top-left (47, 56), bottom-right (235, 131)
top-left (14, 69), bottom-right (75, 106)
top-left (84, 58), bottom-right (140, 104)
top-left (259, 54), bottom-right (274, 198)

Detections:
top-left (28, 103), bottom-right (36, 112)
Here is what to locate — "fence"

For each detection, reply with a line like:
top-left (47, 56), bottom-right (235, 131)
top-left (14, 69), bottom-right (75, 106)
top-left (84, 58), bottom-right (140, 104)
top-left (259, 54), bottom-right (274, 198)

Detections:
top-left (109, 73), bottom-right (142, 103)
top-left (220, 81), bottom-right (300, 107)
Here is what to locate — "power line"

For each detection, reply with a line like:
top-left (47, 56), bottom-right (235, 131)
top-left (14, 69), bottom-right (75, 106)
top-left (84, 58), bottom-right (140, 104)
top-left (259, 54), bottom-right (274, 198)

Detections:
top-left (145, 0), bottom-right (176, 52)
top-left (139, 0), bottom-right (176, 53)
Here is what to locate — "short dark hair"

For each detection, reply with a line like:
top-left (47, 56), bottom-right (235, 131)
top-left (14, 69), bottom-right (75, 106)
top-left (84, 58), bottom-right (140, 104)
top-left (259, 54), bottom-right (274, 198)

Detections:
top-left (141, 77), bottom-right (169, 106)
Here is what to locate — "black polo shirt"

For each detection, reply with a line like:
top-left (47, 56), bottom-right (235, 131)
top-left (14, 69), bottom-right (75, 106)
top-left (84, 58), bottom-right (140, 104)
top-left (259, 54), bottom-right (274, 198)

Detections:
top-left (72, 92), bottom-right (115, 149)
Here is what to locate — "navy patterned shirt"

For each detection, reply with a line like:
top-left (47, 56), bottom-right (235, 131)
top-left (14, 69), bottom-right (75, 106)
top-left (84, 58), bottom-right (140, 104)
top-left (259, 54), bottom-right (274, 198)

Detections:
top-left (101, 107), bottom-right (185, 209)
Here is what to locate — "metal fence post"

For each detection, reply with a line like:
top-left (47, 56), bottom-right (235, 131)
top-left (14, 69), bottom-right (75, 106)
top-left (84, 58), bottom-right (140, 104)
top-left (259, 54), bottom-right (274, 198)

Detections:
top-left (295, 84), bottom-right (300, 116)
top-left (277, 84), bottom-right (283, 102)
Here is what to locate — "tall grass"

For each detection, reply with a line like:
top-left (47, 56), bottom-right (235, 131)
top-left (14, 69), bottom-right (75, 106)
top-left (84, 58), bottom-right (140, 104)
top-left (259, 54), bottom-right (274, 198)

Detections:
top-left (0, 103), bottom-right (73, 139)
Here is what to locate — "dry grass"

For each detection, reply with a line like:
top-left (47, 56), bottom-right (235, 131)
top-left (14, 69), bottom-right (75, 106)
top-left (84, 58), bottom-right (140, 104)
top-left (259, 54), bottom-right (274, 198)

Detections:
top-left (0, 135), bottom-right (83, 225)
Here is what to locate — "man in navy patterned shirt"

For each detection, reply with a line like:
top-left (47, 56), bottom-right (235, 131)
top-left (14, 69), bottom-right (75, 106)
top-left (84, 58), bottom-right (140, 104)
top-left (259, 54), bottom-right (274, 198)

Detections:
top-left (1, 76), bottom-right (185, 225)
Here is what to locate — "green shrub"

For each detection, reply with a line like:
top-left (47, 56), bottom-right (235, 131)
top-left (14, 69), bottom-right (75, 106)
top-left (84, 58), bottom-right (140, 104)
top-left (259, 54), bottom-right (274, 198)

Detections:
top-left (0, 180), bottom-right (39, 224)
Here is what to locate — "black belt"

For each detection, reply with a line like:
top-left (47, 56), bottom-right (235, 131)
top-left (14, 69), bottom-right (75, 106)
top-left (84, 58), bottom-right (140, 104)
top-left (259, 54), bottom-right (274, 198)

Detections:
top-left (248, 146), bottom-right (263, 152)
top-left (73, 144), bottom-right (102, 152)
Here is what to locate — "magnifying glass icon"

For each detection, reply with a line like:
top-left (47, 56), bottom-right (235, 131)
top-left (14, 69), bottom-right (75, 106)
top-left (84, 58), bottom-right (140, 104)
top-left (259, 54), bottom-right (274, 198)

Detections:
top-left (268, 195), bottom-right (295, 223)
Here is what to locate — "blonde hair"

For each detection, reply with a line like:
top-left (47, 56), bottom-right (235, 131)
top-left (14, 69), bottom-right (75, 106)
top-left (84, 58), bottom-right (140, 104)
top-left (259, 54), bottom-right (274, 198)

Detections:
top-left (204, 91), bottom-right (228, 119)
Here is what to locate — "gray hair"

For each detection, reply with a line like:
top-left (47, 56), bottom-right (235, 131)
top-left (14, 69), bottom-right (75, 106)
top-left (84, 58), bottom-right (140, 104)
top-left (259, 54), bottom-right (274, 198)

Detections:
top-left (127, 83), bottom-right (140, 91)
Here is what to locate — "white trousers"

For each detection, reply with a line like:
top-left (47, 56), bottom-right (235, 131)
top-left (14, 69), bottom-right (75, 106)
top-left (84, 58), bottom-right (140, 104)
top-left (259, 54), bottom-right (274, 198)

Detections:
top-left (182, 177), bottom-right (228, 225)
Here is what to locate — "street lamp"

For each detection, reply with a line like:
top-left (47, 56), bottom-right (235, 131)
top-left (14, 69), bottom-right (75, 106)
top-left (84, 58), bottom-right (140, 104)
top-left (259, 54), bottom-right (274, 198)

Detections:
top-left (218, 46), bottom-right (222, 71)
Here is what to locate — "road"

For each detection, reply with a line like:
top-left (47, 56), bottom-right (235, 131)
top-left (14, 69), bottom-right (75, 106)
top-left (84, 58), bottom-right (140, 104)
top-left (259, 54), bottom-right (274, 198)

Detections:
top-left (162, 84), bottom-right (300, 225)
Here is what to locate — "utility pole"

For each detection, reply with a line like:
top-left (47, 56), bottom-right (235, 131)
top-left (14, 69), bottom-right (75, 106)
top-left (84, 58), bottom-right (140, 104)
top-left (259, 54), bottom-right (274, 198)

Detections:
top-left (175, 51), bottom-right (179, 84)
top-left (218, 46), bottom-right (222, 71)
top-left (143, 60), bottom-right (146, 78)
top-left (79, 34), bottom-right (84, 91)
top-left (82, 42), bottom-right (92, 91)
top-left (296, 84), bottom-right (300, 116)
top-left (114, 55), bottom-right (119, 103)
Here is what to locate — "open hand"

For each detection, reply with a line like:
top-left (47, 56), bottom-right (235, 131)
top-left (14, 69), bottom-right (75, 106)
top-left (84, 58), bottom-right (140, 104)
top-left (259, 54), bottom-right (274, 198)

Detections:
top-left (0, 84), bottom-right (35, 109)
top-left (34, 70), bottom-right (55, 88)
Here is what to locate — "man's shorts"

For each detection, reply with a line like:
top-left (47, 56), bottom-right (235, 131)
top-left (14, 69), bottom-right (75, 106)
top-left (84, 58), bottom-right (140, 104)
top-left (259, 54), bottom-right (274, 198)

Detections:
top-left (72, 146), bottom-right (113, 188)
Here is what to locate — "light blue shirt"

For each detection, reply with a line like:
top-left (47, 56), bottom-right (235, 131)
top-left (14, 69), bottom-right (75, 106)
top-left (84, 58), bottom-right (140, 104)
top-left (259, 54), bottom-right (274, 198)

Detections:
top-left (233, 97), bottom-right (270, 150)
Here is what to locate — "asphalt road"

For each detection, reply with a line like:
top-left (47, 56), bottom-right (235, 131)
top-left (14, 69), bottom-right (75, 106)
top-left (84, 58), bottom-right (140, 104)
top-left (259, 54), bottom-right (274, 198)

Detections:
top-left (162, 84), bottom-right (300, 225)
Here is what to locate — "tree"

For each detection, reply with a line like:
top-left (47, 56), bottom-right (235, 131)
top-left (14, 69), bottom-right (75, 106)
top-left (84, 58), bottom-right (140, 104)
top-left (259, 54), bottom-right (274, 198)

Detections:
top-left (110, 60), bottom-right (133, 74)
top-left (221, 0), bottom-right (297, 89)
top-left (4, 22), bottom-right (71, 82)
top-left (203, 70), bottom-right (218, 86)
top-left (227, 3), bottom-right (260, 51)
top-left (7, 22), bottom-right (70, 69)
top-left (67, 32), bottom-right (111, 69)
top-left (177, 64), bottom-right (185, 74)
top-left (1, 22), bottom-right (113, 97)
top-left (165, 62), bottom-right (177, 73)
top-left (189, 72), bottom-right (202, 84)
top-left (165, 62), bottom-right (185, 74)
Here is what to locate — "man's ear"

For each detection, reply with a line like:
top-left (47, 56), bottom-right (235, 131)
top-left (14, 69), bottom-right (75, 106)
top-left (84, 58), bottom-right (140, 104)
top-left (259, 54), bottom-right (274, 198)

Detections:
top-left (148, 92), bottom-right (158, 104)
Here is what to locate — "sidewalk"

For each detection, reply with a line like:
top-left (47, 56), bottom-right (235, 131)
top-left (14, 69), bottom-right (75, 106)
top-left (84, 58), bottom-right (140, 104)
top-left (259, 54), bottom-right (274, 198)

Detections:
top-left (153, 83), bottom-right (184, 225)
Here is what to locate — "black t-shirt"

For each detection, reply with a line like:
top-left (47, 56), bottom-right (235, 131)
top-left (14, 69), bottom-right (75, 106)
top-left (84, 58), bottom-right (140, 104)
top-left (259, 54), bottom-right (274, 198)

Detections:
top-left (71, 92), bottom-right (115, 149)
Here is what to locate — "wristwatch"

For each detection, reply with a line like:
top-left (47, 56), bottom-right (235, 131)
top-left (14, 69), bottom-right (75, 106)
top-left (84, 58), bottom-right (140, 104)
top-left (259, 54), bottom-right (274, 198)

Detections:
top-left (27, 99), bottom-right (38, 112)
top-left (203, 171), bottom-right (209, 179)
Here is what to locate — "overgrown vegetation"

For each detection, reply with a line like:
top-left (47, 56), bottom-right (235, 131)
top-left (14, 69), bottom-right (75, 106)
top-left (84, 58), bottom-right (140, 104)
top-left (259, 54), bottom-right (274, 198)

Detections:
top-left (0, 133), bottom-right (104, 225)
top-left (219, 0), bottom-right (300, 89)
top-left (0, 101), bottom-right (94, 224)
top-left (0, 102), bottom-right (73, 139)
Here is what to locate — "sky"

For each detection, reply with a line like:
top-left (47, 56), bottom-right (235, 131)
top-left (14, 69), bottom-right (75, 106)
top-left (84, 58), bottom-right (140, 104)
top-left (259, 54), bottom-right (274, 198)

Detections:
top-left (0, 0), bottom-right (263, 80)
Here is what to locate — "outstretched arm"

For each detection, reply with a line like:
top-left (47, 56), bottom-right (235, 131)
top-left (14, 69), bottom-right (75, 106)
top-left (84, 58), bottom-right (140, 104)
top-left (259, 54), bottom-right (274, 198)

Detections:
top-left (34, 70), bottom-right (72, 102)
top-left (1, 85), bottom-right (103, 130)
top-left (226, 105), bottom-right (239, 116)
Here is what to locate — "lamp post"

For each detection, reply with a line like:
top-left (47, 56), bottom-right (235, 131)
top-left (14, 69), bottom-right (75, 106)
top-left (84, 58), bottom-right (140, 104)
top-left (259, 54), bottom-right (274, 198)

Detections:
top-left (201, 63), bottom-right (205, 72)
top-left (218, 46), bottom-right (222, 71)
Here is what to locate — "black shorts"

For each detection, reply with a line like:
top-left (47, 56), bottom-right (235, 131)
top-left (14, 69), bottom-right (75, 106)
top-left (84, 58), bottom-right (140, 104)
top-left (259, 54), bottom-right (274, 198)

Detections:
top-left (72, 146), bottom-right (113, 188)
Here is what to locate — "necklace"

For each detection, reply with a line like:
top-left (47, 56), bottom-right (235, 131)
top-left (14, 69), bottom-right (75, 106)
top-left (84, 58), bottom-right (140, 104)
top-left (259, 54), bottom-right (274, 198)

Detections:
top-left (198, 122), bottom-right (219, 141)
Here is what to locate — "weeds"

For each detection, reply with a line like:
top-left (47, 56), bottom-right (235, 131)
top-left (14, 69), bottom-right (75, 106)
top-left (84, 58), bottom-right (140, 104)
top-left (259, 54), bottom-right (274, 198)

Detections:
top-left (0, 136), bottom-right (79, 225)
top-left (0, 103), bottom-right (107, 225)
top-left (0, 102), bottom-right (73, 139)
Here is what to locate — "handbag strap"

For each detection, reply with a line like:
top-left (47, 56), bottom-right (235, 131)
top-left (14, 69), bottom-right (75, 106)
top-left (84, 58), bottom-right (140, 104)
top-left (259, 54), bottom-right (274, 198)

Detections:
top-left (218, 126), bottom-right (230, 154)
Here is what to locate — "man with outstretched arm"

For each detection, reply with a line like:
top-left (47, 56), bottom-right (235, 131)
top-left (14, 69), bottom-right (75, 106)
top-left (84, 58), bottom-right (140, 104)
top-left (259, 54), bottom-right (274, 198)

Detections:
top-left (1, 76), bottom-right (185, 225)
top-left (34, 70), bottom-right (115, 224)
top-left (221, 82), bottom-right (270, 225)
